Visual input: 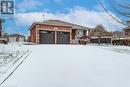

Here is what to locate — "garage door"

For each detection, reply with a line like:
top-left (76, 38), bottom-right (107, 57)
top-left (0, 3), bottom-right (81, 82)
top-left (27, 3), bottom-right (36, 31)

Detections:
top-left (57, 31), bottom-right (70, 44)
top-left (39, 30), bottom-right (55, 44)
top-left (100, 38), bottom-right (111, 44)
top-left (90, 38), bottom-right (99, 43)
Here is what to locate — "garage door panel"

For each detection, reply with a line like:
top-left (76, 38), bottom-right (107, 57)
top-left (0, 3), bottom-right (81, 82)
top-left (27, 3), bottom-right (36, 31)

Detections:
top-left (39, 30), bottom-right (55, 44)
top-left (57, 32), bottom-right (70, 44)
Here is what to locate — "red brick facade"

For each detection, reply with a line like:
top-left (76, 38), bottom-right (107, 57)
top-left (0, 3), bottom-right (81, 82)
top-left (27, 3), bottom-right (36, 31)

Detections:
top-left (30, 24), bottom-right (72, 44)
top-left (30, 26), bottom-right (36, 43)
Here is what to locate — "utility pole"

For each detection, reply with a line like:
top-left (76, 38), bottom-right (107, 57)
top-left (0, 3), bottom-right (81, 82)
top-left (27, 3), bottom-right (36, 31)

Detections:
top-left (42, 14), bottom-right (45, 22)
top-left (0, 19), bottom-right (5, 36)
top-left (0, 19), bottom-right (7, 44)
top-left (0, 19), bottom-right (2, 36)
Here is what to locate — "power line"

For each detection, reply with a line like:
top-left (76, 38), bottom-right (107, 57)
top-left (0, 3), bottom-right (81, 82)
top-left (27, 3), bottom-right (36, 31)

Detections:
top-left (0, 51), bottom-right (32, 86)
top-left (108, 0), bottom-right (130, 18)
top-left (99, 0), bottom-right (129, 27)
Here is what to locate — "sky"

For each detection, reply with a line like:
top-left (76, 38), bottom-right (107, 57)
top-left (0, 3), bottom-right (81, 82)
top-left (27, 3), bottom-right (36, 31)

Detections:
top-left (1, 0), bottom-right (127, 36)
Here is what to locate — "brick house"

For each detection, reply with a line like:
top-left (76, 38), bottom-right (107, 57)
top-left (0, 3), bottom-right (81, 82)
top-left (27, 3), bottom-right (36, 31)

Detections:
top-left (8, 34), bottom-right (25, 42)
top-left (29, 20), bottom-right (90, 44)
top-left (124, 26), bottom-right (130, 45)
top-left (112, 31), bottom-right (125, 45)
top-left (111, 27), bottom-right (130, 46)
top-left (124, 26), bottom-right (130, 38)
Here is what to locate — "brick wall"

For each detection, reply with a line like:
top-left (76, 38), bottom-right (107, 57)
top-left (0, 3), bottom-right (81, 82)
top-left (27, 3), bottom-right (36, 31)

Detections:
top-left (30, 24), bottom-right (72, 44)
top-left (30, 26), bottom-right (37, 43)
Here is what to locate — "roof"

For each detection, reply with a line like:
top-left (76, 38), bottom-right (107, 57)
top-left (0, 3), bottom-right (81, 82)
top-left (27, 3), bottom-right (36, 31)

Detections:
top-left (124, 26), bottom-right (130, 30)
top-left (90, 26), bottom-right (112, 36)
top-left (8, 34), bottom-right (25, 37)
top-left (112, 31), bottom-right (125, 37)
top-left (29, 20), bottom-right (91, 30)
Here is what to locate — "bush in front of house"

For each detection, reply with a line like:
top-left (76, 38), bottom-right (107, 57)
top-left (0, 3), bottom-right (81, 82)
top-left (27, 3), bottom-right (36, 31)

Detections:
top-left (79, 40), bottom-right (87, 45)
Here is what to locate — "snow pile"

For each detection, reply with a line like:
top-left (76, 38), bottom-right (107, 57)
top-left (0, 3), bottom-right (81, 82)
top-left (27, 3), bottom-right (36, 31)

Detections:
top-left (0, 44), bottom-right (28, 77)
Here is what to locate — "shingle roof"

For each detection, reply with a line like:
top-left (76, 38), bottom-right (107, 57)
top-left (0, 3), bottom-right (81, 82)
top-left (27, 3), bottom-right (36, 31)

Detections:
top-left (112, 31), bottom-right (125, 37)
top-left (29, 20), bottom-right (91, 30)
top-left (90, 27), bottom-right (112, 36)
top-left (8, 34), bottom-right (25, 37)
top-left (124, 26), bottom-right (130, 30)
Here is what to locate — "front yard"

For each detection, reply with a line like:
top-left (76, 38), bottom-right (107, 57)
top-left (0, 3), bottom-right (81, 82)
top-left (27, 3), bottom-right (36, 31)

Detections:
top-left (0, 44), bottom-right (130, 87)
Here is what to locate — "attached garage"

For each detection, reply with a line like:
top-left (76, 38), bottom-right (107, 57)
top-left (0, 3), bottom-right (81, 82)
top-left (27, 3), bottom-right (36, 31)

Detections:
top-left (39, 30), bottom-right (55, 44)
top-left (29, 20), bottom-right (73, 44)
top-left (90, 37), bottom-right (112, 44)
top-left (57, 31), bottom-right (70, 44)
top-left (39, 30), bottom-right (70, 44)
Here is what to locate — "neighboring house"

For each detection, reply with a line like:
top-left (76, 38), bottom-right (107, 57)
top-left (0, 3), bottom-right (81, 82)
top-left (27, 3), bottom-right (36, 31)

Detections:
top-left (29, 20), bottom-right (90, 44)
top-left (124, 26), bottom-right (130, 39)
top-left (90, 25), bottom-right (112, 44)
top-left (124, 26), bottom-right (130, 45)
top-left (111, 26), bottom-right (130, 46)
top-left (8, 34), bottom-right (25, 42)
top-left (112, 31), bottom-right (125, 45)
top-left (112, 31), bottom-right (125, 40)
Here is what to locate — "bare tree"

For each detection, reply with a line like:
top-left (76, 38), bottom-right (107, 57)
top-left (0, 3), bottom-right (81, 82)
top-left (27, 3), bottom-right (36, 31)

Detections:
top-left (91, 25), bottom-right (107, 45)
top-left (95, 25), bottom-right (106, 45)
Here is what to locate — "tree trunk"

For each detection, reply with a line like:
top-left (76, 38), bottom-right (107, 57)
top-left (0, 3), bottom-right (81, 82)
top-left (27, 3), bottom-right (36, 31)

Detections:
top-left (98, 37), bottom-right (101, 45)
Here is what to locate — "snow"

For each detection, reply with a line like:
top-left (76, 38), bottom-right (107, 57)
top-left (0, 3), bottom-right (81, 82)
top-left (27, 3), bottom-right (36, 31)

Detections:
top-left (0, 45), bottom-right (130, 87)
top-left (99, 45), bottom-right (130, 55)
top-left (0, 44), bottom-right (28, 77)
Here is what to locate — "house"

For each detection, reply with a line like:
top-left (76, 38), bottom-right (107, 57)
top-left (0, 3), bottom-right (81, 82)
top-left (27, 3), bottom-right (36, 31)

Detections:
top-left (8, 34), bottom-right (25, 42)
top-left (90, 25), bottom-right (112, 44)
top-left (111, 25), bottom-right (130, 46)
top-left (124, 26), bottom-right (130, 38)
top-left (124, 26), bottom-right (130, 45)
top-left (29, 20), bottom-right (90, 44)
top-left (112, 31), bottom-right (125, 45)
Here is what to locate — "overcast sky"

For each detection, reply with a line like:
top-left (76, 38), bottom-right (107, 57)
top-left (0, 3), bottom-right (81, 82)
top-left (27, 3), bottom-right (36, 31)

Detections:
top-left (2, 0), bottom-right (126, 36)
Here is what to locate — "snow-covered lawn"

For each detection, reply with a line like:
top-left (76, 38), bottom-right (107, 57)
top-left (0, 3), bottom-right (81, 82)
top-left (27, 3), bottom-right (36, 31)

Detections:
top-left (0, 44), bottom-right (130, 87)
top-left (100, 45), bottom-right (130, 55)
top-left (0, 44), bottom-right (29, 77)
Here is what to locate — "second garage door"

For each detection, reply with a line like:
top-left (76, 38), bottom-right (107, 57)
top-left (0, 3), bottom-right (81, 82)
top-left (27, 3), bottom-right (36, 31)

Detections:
top-left (57, 31), bottom-right (70, 44)
top-left (39, 30), bottom-right (55, 44)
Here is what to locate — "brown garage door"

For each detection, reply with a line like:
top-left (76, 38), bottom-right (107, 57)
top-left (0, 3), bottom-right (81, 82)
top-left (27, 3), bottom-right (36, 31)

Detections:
top-left (39, 30), bottom-right (55, 44)
top-left (57, 31), bottom-right (70, 44)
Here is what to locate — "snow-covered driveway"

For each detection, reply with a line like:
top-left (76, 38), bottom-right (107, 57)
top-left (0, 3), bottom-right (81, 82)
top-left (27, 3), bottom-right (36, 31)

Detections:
top-left (1, 45), bottom-right (130, 87)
